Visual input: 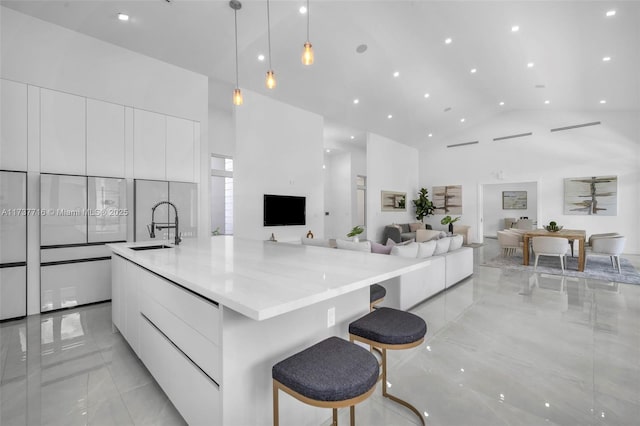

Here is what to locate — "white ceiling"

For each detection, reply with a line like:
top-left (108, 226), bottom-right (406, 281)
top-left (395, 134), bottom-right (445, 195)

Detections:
top-left (3, 0), bottom-right (639, 149)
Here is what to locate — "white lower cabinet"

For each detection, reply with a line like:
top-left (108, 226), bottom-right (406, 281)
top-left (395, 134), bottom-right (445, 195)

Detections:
top-left (40, 259), bottom-right (111, 312)
top-left (139, 315), bottom-right (220, 426)
top-left (0, 266), bottom-right (27, 320)
top-left (112, 256), bottom-right (221, 424)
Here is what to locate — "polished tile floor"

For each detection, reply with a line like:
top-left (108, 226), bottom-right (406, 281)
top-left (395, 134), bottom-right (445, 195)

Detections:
top-left (1, 240), bottom-right (639, 425)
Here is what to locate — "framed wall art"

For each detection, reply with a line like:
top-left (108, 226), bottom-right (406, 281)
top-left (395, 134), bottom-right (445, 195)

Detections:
top-left (502, 191), bottom-right (527, 209)
top-left (564, 175), bottom-right (617, 215)
top-left (381, 191), bottom-right (406, 211)
top-left (433, 185), bottom-right (462, 214)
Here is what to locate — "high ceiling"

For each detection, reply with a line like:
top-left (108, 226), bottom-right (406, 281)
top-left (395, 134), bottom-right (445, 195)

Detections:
top-left (3, 1), bottom-right (639, 148)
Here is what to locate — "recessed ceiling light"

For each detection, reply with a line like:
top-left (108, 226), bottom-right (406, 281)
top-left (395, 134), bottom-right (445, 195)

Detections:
top-left (606, 10), bottom-right (616, 17)
top-left (470, 68), bottom-right (477, 74)
top-left (511, 25), bottom-right (520, 32)
top-left (445, 38), bottom-right (453, 44)
top-left (527, 62), bottom-right (535, 68)
top-left (460, 118), bottom-right (466, 123)
top-left (600, 100), bottom-right (607, 104)
top-left (602, 56), bottom-right (611, 62)
top-left (299, 6), bottom-right (307, 14)
top-left (499, 101), bottom-right (505, 106)
top-left (350, 135), bottom-right (355, 140)
top-left (117, 13), bottom-right (129, 21)
top-left (544, 100), bottom-right (551, 104)
top-left (393, 71), bottom-right (400, 78)
top-left (387, 114), bottom-right (393, 119)
top-left (355, 44), bottom-right (368, 54)
top-left (325, 149), bottom-right (331, 153)
top-left (424, 93), bottom-right (430, 98)
top-left (353, 99), bottom-right (359, 104)
top-left (257, 54), bottom-right (265, 61)
top-left (428, 133), bottom-right (433, 137)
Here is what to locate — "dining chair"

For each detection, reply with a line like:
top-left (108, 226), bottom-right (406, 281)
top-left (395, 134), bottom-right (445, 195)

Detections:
top-left (497, 230), bottom-right (522, 256)
top-left (587, 235), bottom-right (626, 273)
top-left (531, 236), bottom-right (570, 272)
top-left (514, 219), bottom-right (534, 230)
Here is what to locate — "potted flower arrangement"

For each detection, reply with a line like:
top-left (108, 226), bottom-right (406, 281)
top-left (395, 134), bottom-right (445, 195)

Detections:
top-left (544, 221), bottom-right (563, 232)
top-left (347, 225), bottom-right (364, 242)
top-left (440, 215), bottom-right (460, 234)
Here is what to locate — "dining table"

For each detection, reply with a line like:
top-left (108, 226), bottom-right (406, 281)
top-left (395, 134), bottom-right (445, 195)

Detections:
top-left (522, 229), bottom-right (587, 271)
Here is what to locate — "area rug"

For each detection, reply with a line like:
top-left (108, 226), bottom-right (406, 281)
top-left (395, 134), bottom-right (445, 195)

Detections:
top-left (481, 254), bottom-right (640, 285)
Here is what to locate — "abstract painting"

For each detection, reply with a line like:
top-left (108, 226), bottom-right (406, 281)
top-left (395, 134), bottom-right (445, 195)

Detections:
top-left (433, 185), bottom-right (462, 214)
top-left (381, 190), bottom-right (406, 211)
top-left (502, 191), bottom-right (527, 209)
top-left (564, 175), bottom-right (617, 215)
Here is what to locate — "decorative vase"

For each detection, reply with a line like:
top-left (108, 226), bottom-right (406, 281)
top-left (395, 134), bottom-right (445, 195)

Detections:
top-left (353, 235), bottom-right (359, 243)
top-left (448, 223), bottom-right (453, 234)
top-left (306, 230), bottom-right (314, 239)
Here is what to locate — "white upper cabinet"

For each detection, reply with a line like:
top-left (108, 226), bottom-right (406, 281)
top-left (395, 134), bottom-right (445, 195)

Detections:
top-left (166, 116), bottom-right (195, 182)
top-left (133, 109), bottom-right (166, 180)
top-left (0, 79), bottom-right (28, 171)
top-left (87, 98), bottom-right (125, 177)
top-left (40, 88), bottom-right (86, 175)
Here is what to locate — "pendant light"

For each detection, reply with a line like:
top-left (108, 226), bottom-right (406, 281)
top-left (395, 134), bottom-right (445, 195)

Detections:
top-left (301, 0), bottom-right (314, 65)
top-left (265, 0), bottom-right (276, 88)
top-left (230, 0), bottom-right (243, 105)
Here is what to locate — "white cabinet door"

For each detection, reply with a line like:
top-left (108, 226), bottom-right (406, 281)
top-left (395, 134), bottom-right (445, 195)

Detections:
top-left (87, 99), bottom-right (125, 177)
top-left (40, 259), bottom-right (111, 312)
top-left (133, 109), bottom-right (166, 180)
top-left (0, 79), bottom-right (28, 171)
top-left (111, 255), bottom-right (124, 332)
top-left (0, 171), bottom-right (27, 263)
top-left (0, 266), bottom-right (27, 320)
top-left (166, 116), bottom-right (195, 182)
top-left (87, 177), bottom-right (127, 243)
top-left (40, 88), bottom-right (86, 175)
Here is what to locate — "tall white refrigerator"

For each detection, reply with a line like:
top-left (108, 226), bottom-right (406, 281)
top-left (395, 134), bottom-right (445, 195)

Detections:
top-left (0, 170), bottom-right (27, 320)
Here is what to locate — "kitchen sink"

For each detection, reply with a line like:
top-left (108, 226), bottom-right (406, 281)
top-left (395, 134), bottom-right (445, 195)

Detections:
top-left (129, 244), bottom-right (173, 251)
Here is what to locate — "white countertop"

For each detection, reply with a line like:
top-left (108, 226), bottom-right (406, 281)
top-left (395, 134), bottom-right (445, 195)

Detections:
top-left (107, 237), bottom-right (428, 321)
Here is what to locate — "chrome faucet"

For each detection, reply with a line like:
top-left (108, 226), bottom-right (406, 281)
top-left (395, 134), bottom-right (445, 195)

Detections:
top-left (147, 201), bottom-right (182, 245)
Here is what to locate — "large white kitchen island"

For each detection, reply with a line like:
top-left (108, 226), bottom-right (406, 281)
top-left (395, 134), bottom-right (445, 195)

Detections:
top-left (107, 237), bottom-right (429, 425)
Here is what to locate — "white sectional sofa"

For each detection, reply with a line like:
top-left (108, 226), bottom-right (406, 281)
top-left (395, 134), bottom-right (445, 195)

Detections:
top-left (376, 235), bottom-right (474, 310)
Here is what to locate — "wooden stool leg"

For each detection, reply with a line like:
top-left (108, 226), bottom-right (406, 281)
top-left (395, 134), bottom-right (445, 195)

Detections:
top-left (273, 381), bottom-right (279, 426)
top-left (350, 405), bottom-right (355, 426)
top-left (332, 408), bottom-right (338, 426)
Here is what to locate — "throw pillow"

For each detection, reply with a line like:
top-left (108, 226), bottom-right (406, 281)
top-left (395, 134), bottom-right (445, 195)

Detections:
top-left (399, 223), bottom-right (411, 233)
top-left (449, 235), bottom-right (464, 250)
top-left (371, 241), bottom-right (393, 255)
top-left (336, 239), bottom-right (372, 252)
top-left (417, 240), bottom-right (437, 258)
top-left (390, 242), bottom-right (419, 258)
top-left (434, 237), bottom-right (451, 254)
top-left (409, 222), bottom-right (426, 232)
top-left (415, 229), bottom-right (441, 242)
top-left (386, 238), bottom-right (415, 247)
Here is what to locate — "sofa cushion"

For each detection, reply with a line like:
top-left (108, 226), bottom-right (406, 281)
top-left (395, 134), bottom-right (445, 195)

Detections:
top-left (449, 234), bottom-right (464, 250)
top-left (417, 240), bottom-right (437, 258)
top-left (390, 242), bottom-right (419, 258)
top-left (434, 237), bottom-right (451, 254)
top-left (336, 239), bottom-right (372, 252)
top-left (371, 241), bottom-right (393, 255)
top-left (409, 222), bottom-right (426, 232)
top-left (386, 238), bottom-right (414, 247)
top-left (416, 229), bottom-right (442, 243)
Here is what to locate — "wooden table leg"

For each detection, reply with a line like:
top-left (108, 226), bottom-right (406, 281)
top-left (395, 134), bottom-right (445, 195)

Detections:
top-left (523, 235), bottom-right (530, 266)
top-left (578, 239), bottom-right (585, 271)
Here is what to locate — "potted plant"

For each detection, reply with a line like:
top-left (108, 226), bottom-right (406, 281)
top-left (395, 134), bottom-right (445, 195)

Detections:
top-left (441, 215), bottom-right (460, 233)
top-left (412, 188), bottom-right (434, 222)
top-left (347, 225), bottom-right (364, 242)
top-left (544, 221), bottom-right (563, 232)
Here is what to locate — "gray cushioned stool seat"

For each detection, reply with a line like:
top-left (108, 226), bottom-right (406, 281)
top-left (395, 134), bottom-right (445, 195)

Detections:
top-left (349, 307), bottom-right (426, 345)
top-left (370, 284), bottom-right (386, 303)
top-left (272, 336), bottom-right (379, 402)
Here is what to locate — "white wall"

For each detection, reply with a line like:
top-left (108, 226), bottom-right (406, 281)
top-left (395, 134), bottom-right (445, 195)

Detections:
top-left (419, 110), bottom-right (640, 253)
top-left (234, 90), bottom-right (324, 242)
top-left (482, 181), bottom-right (538, 237)
top-left (367, 132), bottom-right (419, 243)
top-left (1, 7), bottom-right (209, 314)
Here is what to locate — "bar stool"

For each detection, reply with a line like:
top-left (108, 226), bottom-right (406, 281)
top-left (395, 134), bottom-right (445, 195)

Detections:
top-left (369, 284), bottom-right (386, 310)
top-left (349, 307), bottom-right (427, 426)
top-left (272, 336), bottom-right (379, 426)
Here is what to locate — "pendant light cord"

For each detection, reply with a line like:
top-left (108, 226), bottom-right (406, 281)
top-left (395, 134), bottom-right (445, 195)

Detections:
top-left (306, 0), bottom-right (310, 41)
top-left (234, 9), bottom-right (239, 87)
top-left (267, 0), bottom-right (272, 69)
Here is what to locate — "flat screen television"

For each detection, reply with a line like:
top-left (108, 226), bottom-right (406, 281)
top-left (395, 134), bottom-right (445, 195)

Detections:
top-left (263, 194), bottom-right (306, 226)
